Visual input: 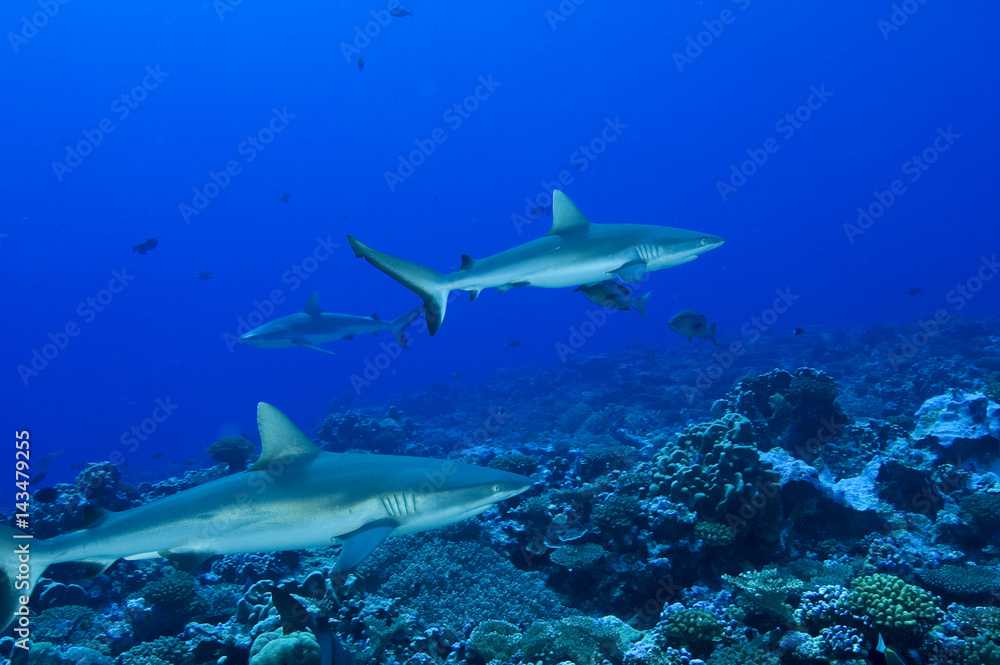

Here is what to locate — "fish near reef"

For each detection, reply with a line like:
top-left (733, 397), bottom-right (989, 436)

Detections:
top-left (132, 238), bottom-right (158, 255)
top-left (669, 309), bottom-right (718, 345)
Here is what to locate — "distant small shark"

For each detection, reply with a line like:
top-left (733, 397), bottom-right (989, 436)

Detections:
top-left (347, 190), bottom-right (724, 335)
top-left (0, 403), bottom-right (532, 632)
top-left (239, 292), bottom-right (423, 355)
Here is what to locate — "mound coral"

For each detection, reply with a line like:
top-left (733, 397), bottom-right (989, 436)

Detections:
top-left (848, 573), bottom-right (943, 636)
top-left (918, 564), bottom-right (1000, 596)
top-left (206, 435), bottom-right (256, 471)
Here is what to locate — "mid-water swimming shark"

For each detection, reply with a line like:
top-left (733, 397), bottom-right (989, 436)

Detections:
top-left (239, 292), bottom-right (423, 354)
top-left (0, 403), bottom-right (532, 632)
top-left (347, 190), bottom-right (724, 335)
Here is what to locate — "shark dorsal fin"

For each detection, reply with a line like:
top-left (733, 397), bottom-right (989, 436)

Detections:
top-left (250, 403), bottom-right (321, 471)
top-left (302, 292), bottom-right (323, 316)
top-left (459, 254), bottom-right (476, 270)
top-left (546, 191), bottom-right (590, 236)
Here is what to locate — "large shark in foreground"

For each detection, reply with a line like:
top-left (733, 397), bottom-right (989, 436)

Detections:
top-left (239, 292), bottom-right (423, 354)
top-left (347, 190), bottom-right (724, 335)
top-left (0, 404), bottom-right (532, 632)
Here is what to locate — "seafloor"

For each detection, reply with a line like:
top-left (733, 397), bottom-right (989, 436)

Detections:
top-left (5, 315), bottom-right (1000, 665)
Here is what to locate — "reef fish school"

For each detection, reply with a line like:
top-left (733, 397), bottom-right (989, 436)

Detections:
top-left (51, 66), bottom-right (170, 182)
top-left (179, 107), bottom-right (296, 223)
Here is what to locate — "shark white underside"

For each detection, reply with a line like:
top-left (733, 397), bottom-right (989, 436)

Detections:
top-left (347, 190), bottom-right (724, 335)
top-left (0, 404), bottom-right (531, 631)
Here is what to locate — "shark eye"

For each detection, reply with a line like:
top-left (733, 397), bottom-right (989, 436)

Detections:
top-left (491, 484), bottom-right (501, 493)
top-left (700, 238), bottom-right (708, 246)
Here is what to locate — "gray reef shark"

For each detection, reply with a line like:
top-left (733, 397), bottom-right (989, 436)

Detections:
top-left (0, 403), bottom-right (532, 632)
top-left (347, 190), bottom-right (724, 335)
top-left (238, 292), bottom-right (423, 355)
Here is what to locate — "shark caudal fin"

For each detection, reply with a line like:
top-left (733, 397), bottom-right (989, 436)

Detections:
top-left (347, 236), bottom-right (451, 335)
top-left (1, 525), bottom-right (55, 633)
top-left (389, 304), bottom-right (425, 348)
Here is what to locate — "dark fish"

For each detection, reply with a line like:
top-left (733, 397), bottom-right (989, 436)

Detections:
top-left (390, 7), bottom-right (412, 16)
top-left (905, 287), bottom-right (922, 296)
top-left (278, 192), bottom-right (292, 203)
top-left (575, 280), bottom-right (651, 318)
top-left (151, 452), bottom-right (163, 459)
top-left (182, 459), bottom-right (192, 465)
top-left (194, 272), bottom-right (214, 280)
top-left (794, 327), bottom-right (805, 335)
top-left (30, 471), bottom-right (47, 484)
top-left (669, 309), bottom-right (718, 346)
top-left (507, 340), bottom-right (521, 348)
top-left (451, 372), bottom-right (463, 380)
top-left (574, 161), bottom-right (585, 171)
top-left (33, 487), bottom-right (58, 504)
top-left (267, 585), bottom-right (350, 665)
top-left (872, 633), bottom-right (907, 665)
top-left (342, 216), bottom-right (349, 221)
top-left (357, 58), bottom-right (365, 72)
top-left (132, 238), bottom-right (158, 255)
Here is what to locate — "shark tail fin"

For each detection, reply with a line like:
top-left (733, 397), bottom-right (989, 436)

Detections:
top-left (390, 304), bottom-right (424, 348)
top-left (1, 526), bottom-right (55, 632)
top-left (347, 235), bottom-right (451, 335)
top-left (632, 292), bottom-right (652, 319)
top-left (708, 322), bottom-right (719, 346)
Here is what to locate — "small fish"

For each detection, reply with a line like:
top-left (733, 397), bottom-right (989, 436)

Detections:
top-left (267, 585), bottom-right (350, 665)
top-left (669, 310), bottom-right (718, 346)
top-left (342, 215), bottom-right (349, 221)
top-left (507, 340), bottom-right (521, 348)
top-left (30, 471), bottom-right (47, 485)
top-left (132, 238), bottom-right (158, 255)
top-left (873, 633), bottom-right (907, 665)
top-left (194, 272), bottom-right (214, 280)
top-left (357, 58), bottom-right (365, 72)
top-left (33, 487), bottom-right (58, 504)
top-left (390, 7), bottom-right (412, 16)
top-left (151, 452), bottom-right (164, 459)
top-left (575, 280), bottom-right (651, 318)
top-left (905, 287), bottom-right (922, 296)
top-left (794, 327), bottom-right (805, 335)
top-left (574, 161), bottom-right (585, 171)
top-left (278, 192), bottom-right (292, 203)
top-left (451, 371), bottom-right (463, 380)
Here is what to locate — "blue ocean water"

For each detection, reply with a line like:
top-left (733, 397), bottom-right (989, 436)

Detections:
top-left (2, 1), bottom-right (1000, 662)
top-left (5, 0), bottom-right (995, 486)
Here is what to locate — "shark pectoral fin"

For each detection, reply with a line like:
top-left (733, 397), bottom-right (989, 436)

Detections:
top-left (251, 403), bottom-right (322, 472)
top-left (333, 520), bottom-right (398, 572)
top-left (157, 550), bottom-right (215, 573)
top-left (546, 190), bottom-right (591, 236)
top-left (294, 341), bottom-right (337, 356)
top-left (302, 292), bottom-right (323, 316)
top-left (610, 260), bottom-right (647, 284)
